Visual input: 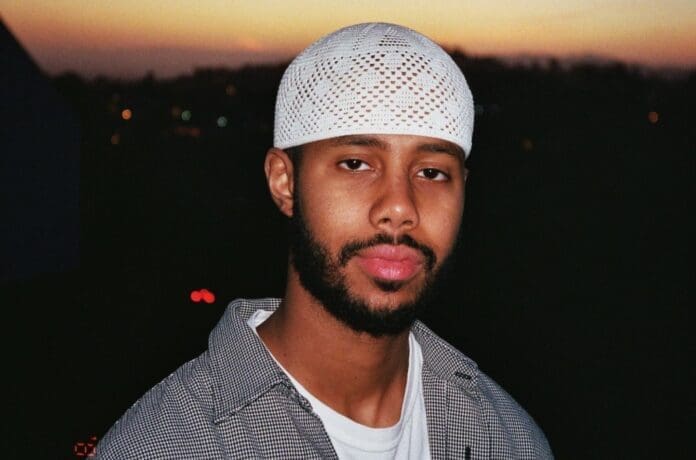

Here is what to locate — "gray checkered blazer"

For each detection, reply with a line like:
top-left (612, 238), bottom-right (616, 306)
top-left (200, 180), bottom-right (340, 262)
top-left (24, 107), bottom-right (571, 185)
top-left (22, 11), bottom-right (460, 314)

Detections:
top-left (96, 298), bottom-right (552, 459)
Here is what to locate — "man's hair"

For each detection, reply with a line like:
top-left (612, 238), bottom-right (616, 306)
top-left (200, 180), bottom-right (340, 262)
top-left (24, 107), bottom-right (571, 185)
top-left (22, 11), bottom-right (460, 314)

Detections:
top-left (284, 145), bottom-right (302, 165)
top-left (283, 146), bottom-right (303, 184)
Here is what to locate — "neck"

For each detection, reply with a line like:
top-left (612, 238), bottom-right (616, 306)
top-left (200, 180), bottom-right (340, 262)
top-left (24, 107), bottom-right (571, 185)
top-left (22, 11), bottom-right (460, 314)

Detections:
top-left (257, 266), bottom-right (410, 427)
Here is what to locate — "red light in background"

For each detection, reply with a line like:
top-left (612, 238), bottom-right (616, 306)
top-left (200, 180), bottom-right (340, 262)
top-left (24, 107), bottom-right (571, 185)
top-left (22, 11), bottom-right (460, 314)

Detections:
top-left (190, 289), bottom-right (216, 304)
top-left (201, 289), bottom-right (216, 304)
top-left (73, 436), bottom-right (97, 457)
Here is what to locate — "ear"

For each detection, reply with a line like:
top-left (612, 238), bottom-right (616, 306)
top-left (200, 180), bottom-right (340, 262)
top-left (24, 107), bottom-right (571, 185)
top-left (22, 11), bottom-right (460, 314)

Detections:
top-left (264, 148), bottom-right (295, 217)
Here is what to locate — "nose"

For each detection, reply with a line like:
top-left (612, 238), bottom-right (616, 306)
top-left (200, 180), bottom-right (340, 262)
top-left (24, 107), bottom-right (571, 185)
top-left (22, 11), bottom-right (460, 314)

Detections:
top-left (369, 174), bottom-right (419, 233)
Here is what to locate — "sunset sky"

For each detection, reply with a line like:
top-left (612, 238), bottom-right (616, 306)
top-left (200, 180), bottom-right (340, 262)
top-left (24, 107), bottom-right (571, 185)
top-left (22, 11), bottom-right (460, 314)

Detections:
top-left (3, 0), bottom-right (695, 78)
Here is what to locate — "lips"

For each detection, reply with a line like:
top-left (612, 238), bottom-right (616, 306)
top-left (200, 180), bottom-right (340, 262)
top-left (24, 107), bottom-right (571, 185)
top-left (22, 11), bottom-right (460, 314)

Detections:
top-left (354, 244), bottom-right (425, 282)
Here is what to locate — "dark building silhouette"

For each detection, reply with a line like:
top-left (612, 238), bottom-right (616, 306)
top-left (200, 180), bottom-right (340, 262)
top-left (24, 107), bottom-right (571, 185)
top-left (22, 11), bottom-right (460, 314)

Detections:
top-left (1, 19), bottom-right (80, 282)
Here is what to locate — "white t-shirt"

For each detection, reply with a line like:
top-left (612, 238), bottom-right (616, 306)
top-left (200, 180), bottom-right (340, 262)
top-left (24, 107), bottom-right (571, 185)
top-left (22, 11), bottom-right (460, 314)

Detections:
top-left (247, 309), bottom-right (431, 460)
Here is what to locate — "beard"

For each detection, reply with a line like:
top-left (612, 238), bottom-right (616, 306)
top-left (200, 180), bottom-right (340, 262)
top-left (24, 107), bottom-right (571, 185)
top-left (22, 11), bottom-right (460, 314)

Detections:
top-left (288, 199), bottom-right (454, 337)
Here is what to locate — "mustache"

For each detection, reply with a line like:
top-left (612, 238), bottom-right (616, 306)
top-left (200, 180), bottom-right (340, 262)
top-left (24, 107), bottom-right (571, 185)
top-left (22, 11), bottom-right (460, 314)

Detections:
top-left (338, 233), bottom-right (436, 272)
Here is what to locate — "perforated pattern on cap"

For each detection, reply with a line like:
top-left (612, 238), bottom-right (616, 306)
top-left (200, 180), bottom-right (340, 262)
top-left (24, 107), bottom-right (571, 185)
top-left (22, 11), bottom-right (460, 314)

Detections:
top-left (274, 23), bottom-right (474, 156)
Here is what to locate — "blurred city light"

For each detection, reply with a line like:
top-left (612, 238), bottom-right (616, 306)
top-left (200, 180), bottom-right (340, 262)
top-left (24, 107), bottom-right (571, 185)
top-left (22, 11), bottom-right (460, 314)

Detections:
top-left (181, 109), bottom-right (192, 121)
top-left (521, 138), bottom-right (534, 151)
top-left (648, 111), bottom-right (659, 124)
top-left (201, 289), bottom-right (215, 304)
top-left (216, 116), bottom-right (228, 128)
top-left (110, 133), bottom-right (120, 145)
top-left (121, 108), bottom-right (132, 120)
top-left (190, 289), bottom-right (215, 304)
top-left (174, 126), bottom-right (201, 138)
top-left (73, 435), bottom-right (98, 458)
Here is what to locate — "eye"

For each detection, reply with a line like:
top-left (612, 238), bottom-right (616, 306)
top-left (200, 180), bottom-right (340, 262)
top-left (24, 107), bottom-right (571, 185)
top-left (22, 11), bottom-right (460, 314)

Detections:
top-left (338, 159), bottom-right (371, 171)
top-left (417, 168), bottom-right (449, 181)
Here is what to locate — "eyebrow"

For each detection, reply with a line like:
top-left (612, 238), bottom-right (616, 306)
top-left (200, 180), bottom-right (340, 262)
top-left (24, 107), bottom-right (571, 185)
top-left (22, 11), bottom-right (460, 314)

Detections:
top-left (329, 135), bottom-right (464, 158)
top-left (417, 142), bottom-right (464, 158)
top-left (329, 135), bottom-right (387, 149)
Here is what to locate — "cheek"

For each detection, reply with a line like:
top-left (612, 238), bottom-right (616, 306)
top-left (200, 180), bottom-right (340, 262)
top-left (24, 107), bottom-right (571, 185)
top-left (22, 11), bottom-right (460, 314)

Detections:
top-left (419, 192), bottom-right (464, 256)
top-left (298, 183), bottom-right (365, 240)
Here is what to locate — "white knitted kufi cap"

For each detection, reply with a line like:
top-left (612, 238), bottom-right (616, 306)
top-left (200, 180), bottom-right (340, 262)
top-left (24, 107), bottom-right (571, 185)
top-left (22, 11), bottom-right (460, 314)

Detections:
top-left (274, 22), bottom-right (475, 156)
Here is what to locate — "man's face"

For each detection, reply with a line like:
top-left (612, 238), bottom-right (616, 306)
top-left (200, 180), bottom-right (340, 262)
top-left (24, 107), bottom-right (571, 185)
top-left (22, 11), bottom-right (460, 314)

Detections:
top-left (288, 134), bottom-right (467, 336)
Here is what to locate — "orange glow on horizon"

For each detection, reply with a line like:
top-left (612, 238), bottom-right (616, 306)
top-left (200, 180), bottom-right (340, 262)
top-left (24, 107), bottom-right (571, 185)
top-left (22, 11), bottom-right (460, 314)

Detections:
top-left (3, 1), bottom-right (695, 77)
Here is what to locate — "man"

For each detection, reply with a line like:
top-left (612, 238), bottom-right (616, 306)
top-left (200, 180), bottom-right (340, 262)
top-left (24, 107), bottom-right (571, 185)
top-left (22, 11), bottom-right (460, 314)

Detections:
top-left (97, 23), bottom-right (552, 459)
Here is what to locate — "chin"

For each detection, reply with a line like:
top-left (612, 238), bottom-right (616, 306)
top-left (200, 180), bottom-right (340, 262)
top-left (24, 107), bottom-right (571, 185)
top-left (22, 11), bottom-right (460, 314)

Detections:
top-left (353, 284), bottom-right (424, 310)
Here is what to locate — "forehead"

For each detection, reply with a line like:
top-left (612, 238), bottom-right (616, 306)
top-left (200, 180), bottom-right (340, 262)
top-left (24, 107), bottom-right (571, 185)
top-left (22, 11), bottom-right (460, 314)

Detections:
top-left (303, 134), bottom-right (465, 159)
